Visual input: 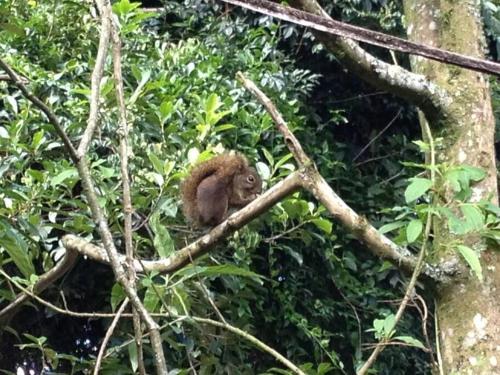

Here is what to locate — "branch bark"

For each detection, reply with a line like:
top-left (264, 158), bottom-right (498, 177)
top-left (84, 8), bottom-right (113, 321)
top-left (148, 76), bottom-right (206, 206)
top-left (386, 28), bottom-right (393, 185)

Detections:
top-left (77, 0), bottom-right (112, 157)
top-left (223, 0), bottom-right (455, 124)
top-left (111, 20), bottom-right (147, 375)
top-left (221, 0), bottom-right (500, 76)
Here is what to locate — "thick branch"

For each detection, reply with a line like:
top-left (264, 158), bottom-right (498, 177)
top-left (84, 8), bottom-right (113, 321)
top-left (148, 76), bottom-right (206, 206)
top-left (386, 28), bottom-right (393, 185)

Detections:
top-left (299, 168), bottom-right (417, 273)
top-left (224, 0), bottom-right (455, 123)
top-left (63, 172), bottom-right (302, 273)
top-left (222, 0), bottom-right (500, 76)
top-left (236, 72), bottom-right (419, 272)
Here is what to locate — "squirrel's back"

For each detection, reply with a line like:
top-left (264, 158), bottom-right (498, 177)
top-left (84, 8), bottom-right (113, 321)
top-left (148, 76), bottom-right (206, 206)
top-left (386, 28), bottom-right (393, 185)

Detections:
top-left (181, 153), bottom-right (249, 225)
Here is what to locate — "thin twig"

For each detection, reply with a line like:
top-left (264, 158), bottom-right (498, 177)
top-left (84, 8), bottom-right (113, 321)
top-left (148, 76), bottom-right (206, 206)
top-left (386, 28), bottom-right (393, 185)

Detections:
top-left (187, 316), bottom-right (307, 375)
top-left (357, 121), bottom-right (435, 375)
top-left (77, 0), bottom-right (111, 157)
top-left (354, 152), bottom-right (400, 167)
top-left (93, 298), bottom-right (130, 375)
top-left (415, 293), bottom-right (436, 365)
top-left (187, 251), bottom-right (227, 324)
top-left (263, 221), bottom-right (307, 243)
top-left (352, 108), bottom-right (403, 162)
top-left (236, 71), bottom-right (310, 167)
top-left (435, 301), bottom-right (444, 375)
top-left (0, 73), bottom-right (28, 83)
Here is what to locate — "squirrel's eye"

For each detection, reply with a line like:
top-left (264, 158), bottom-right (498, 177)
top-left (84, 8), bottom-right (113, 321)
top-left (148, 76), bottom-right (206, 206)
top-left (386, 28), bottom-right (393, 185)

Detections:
top-left (247, 175), bottom-right (255, 183)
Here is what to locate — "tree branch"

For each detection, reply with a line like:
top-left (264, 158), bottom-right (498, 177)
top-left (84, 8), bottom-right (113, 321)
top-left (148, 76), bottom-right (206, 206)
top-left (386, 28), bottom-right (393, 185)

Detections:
top-left (77, 0), bottom-right (112, 157)
top-left (0, 247), bottom-right (79, 325)
top-left (93, 298), bottom-right (130, 375)
top-left (62, 171), bottom-right (303, 272)
top-left (222, 0), bottom-right (457, 124)
top-left (110, 17), bottom-right (146, 375)
top-left (222, 0), bottom-right (500, 76)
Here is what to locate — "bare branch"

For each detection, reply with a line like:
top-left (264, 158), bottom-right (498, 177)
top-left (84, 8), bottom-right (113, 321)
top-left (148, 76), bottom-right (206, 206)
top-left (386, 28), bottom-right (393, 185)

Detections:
top-left (236, 72), bottom-right (310, 167)
top-left (110, 22), bottom-right (147, 375)
top-left (187, 317), bottom-right (307, 375)
top-left (301, 170), bottom-right (418, 272)
top-left (76, 1), bottom-right (168, 373)
top-left (0, 73), bottom-right (28, 83)
top-left (0, 274), bottom-right (304, 375)
top-left (357, 121), bottom-right (435, 374)
top-left (62, 172), bottom-right (302, 272)
top-left (237, 72), bottom-right (419, 272)
top-left (224, 0), bottom-right (453, 123)
top-left (222, 0), bottom-right (500, 76)
top-left (93, 298), bottom-right (130, 375)
top-left (77, 0), bottom-right (112, 157)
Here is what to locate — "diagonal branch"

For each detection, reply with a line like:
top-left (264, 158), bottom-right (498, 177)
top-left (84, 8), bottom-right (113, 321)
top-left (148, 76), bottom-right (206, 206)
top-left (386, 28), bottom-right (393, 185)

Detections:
top-left (64, 74), bottom-right (436, 278)
top-left (77, 0), bottom-right (112, 157)
top-left (222, 0), bottom-right (500, 76)
top-left (62, 172), bottom-right (303, 272)
top-left (236, 72), bottom-right (420, 273)
top-left (222, 0), bottom-right (454, 124)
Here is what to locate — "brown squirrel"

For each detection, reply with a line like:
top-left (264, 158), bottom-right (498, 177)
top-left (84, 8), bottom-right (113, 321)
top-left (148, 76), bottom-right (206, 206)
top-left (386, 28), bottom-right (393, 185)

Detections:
top-left (181, 153), bottom-right (262, 226)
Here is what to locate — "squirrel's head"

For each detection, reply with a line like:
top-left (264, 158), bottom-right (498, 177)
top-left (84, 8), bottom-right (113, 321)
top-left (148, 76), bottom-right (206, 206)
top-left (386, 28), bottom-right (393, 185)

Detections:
top-left (233, 167), bottom-right (262, 197)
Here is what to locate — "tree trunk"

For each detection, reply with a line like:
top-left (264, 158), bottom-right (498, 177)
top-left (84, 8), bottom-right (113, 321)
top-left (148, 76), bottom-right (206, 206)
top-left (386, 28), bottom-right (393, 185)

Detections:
top-left (403, 1), bottom-right (499, 373)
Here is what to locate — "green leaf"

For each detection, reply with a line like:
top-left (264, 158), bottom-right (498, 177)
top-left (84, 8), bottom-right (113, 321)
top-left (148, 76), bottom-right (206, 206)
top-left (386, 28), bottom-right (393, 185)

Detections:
top-left (143, 285), bottom-right (160, 312)
top-left (148, 152), bottom-right (164, 174)
top-left (0, 219), bottom-right (35, 278)
top-left (159, 100), bottom-right (174, 123)
top-left (128, 342), bottom-right (138, 373)
top-left (176, 264), bottom-right (264, 281)
top-left (394, 336), bottom-right (426, 349)
top-left (460, 204), bottom-right (484, 232)
top-left (317, 363), bottom-right (334, 375)
top-left (311, 218), bottom-right (333, 234)
top-left (205, 93), bottom-right (222, 114)
top-left (378, 221), bottom-right (406, 234)
top-left (456, 245), bottom-right (483, 282)
top-left (404, 178), bottom-right (433, 203)
top-left (214, 123), bottom-right (236, 132)
top-left (262, 148), bottom-right (274, 166)
top-left (445, 166), bottom-right (486, 197)
top-left (110, 283), bottom-right (125, 312)
top-left (274, 153), bottom-right (293, 170)
top-left (406, 219), bottom-right (423, 243)
top-left (112, 0), bottom-right (141, 15)
top-left (150, 213), bottom-right (175, 258)
top-left (50, 168), bottom-right (78, 187)
top-left (383, 314), bottom-right (396, 338)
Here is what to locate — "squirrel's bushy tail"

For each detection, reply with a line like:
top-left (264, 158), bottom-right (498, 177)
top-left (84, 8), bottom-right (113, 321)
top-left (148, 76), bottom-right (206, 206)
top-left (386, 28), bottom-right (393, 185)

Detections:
top-left (181, 153), bottom-right (248, 224)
